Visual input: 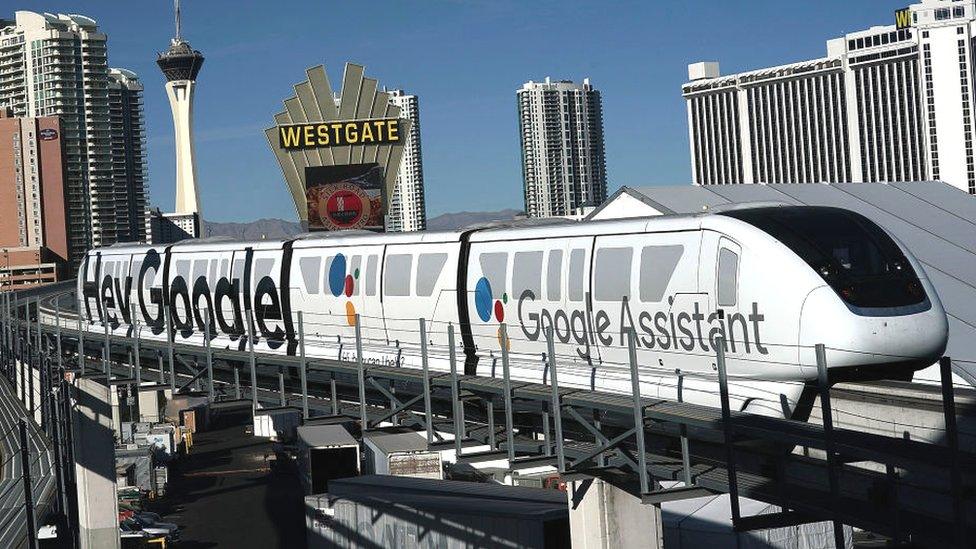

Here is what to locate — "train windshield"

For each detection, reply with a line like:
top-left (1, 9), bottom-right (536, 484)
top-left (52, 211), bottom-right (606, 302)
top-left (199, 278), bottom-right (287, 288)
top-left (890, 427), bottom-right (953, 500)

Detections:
top-left (721, 206), bottom-right (926, 310)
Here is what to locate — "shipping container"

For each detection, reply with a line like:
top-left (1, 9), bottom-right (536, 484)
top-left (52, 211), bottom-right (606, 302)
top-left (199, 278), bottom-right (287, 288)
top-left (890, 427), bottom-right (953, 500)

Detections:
top-left (296, 425), bottom-right (360, 494)
top-left (362, 428), bottom-right (443, 480)
top-left (306, 475), bottom-right (570, 549)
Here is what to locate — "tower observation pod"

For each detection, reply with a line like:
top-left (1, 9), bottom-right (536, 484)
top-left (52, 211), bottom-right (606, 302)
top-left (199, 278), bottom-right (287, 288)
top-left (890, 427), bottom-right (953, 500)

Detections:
top-left (157, 0), bottom-right (204, 236)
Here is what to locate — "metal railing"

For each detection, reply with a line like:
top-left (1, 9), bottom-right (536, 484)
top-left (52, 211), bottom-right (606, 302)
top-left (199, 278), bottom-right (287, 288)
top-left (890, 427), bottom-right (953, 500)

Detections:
top-left (0, 292), bottom-right (66, 549)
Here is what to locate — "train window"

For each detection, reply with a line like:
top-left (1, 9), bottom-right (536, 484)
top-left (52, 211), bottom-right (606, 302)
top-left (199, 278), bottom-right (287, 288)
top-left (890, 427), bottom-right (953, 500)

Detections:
top-left (513, 251), bottom-right (543, 300)
top-left (232, 259), bottom-right (244, 281)
top-left (299, 257), bottom-right (320, 294)
top-left (547, 250), bottom-right (563, 301)
top-left (717, 248), bottom-right (739, 307)
top-left (192, 260), bottom-right (207, 283)
top-left (639, 245), bottom-right (683, 302)
top-left (384, 254), bottom-right (413, 296)
top-left (594, 247), bottom-right (633, 301)
top-left (479, 252), bottom-right (508, 298)
top-left (208, 260), bottom-right (218, 284)
top-left (568, 249), bottom-right (586, 301)
top-left (416, 253), bottom-right (448, 297)
top-left (142, 262), bottom-right (157, 291)
top-left (350, 256), bottom-right (362, 296)
top-left (721, 206), bottom-right (925, 308)
top-left (365, 255), bottom-right (378, 296)
top-left (175, 260), bottom-right (190, 280)
top-left (131, 260), bottom-right (143, 287)
top-left (254, 258), bottom-right (275, 281)
top-left (323, 256), bottom-right (335, 291)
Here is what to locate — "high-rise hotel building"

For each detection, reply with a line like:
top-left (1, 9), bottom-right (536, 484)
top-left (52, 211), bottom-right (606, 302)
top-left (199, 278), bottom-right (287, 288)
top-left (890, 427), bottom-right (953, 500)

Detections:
top-left (518, 78), bottom-right (607, 218)
top-left (683, 0), bottom-right (976, 195)
top-left (107, 69), bottom-right (149, 244)
top-left (386, 89), bottom-right (427, 232)
top-left (0, 11), bottom-right (149, 270)
top-left (0, 108), bottom-right (68, 289)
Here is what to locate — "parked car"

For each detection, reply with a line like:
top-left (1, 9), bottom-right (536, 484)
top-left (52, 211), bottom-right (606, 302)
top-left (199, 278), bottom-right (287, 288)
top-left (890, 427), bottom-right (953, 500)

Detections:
top-left (119, 520), bottom-right (149, 539)
top-left (129, 515), bottom-right (181, 541)
top-left (37, 525), bottom-right (57, 540)
top-left (135, 511), bottom-right (163, 523)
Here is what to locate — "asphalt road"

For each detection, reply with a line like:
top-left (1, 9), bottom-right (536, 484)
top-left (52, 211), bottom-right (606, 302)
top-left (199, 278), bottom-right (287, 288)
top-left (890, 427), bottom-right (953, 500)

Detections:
top-left (147, 402), bottom-right (306, 548)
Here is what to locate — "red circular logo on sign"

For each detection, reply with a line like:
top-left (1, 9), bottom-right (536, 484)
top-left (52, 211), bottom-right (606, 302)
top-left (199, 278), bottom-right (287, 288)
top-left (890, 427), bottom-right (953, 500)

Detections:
top-left (317, 183), bottom-right (372, 230)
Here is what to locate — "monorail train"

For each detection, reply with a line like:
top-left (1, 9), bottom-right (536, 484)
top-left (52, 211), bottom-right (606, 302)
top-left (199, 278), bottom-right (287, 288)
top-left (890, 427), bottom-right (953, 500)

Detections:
top-left (78, 206), bottom-right (948, 419)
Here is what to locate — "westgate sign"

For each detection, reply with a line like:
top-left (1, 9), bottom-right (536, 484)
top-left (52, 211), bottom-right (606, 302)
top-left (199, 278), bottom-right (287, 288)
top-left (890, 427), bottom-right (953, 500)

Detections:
top-left (278, 118), bottom-right (402, 150)
top-left (265, 62), bottom-right (411, 231)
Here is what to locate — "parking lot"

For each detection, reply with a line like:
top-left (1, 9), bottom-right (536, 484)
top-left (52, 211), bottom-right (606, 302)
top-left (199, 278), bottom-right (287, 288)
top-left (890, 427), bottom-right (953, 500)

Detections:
top-left (148, 402), bottom-right (306, 548)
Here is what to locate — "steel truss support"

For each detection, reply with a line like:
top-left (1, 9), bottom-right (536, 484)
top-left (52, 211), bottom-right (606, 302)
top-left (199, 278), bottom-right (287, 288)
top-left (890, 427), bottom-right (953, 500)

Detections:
top-left (21, 288), bottom-right (976, 548)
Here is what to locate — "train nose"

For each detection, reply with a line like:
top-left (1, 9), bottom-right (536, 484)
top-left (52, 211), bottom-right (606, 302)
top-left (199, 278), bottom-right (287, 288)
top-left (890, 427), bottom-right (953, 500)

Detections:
top-left (798, 284), bottom-right (948, 378)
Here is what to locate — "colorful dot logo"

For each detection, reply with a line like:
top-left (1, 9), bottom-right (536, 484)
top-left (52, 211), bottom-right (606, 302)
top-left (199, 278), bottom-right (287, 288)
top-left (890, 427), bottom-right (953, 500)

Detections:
top-left (329, 254), bottom-right (358, 326)
top-left (474, 276), bottom-right (506, 323)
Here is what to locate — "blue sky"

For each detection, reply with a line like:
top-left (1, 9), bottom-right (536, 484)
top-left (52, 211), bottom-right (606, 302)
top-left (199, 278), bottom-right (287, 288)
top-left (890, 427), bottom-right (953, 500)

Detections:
top-left (21, 0), bottom-right (905, 222)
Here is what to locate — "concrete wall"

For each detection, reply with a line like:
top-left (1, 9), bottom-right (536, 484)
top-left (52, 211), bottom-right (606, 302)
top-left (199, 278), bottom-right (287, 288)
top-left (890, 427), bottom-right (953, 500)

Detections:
top-left (815, 381), bottom-right (976, 452)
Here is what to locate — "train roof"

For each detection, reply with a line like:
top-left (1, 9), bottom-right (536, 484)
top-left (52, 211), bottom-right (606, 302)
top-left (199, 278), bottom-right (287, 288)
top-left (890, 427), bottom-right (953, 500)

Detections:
top-left (92, 209), bottom-right (776, 257)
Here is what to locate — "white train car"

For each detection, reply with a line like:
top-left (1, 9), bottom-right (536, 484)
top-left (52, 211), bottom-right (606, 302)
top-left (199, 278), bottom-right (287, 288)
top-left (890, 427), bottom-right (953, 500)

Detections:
top-left (79, 206), bottom-right (948, 419)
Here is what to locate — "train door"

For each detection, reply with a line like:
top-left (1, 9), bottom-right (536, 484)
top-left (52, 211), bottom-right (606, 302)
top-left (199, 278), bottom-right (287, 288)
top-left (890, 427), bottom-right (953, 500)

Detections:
top-left (330, 246), bottom-right (384, 351)
top-left (116, 254), bottom-right (135, 334)
top-left (381, 243), bottom-right (457, 358)
top-left (541, 237), bottom-right (599, 389)
top-left (699, 232), bottom-right (748, 357)
top-left (480, 238), bottom-right (572, 383)
top-left (249, 247), bottom-right (289, 353)
top-left (589, 234), bottom-right (650, 394)
top-left (466, 240), bottom-right (517, 376)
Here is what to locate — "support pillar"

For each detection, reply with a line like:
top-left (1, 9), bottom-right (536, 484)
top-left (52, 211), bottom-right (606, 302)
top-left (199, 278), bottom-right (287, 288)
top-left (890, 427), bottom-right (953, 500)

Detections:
top-left (71, 377), bottom-right (121, 548)
top-left (567, 478), bottom-right (663, 549)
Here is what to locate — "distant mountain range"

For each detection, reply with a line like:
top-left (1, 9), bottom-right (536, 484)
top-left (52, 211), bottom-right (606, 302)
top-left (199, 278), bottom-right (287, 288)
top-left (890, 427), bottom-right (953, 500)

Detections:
top-left (425, 209), bottom-right (523, 231)
top-left (203, 208), bottom-right (524, 239)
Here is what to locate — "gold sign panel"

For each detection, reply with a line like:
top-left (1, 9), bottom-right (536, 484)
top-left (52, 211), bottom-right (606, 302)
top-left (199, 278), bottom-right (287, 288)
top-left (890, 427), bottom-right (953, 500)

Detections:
top-left (278, 118), bottom-right (402, 150)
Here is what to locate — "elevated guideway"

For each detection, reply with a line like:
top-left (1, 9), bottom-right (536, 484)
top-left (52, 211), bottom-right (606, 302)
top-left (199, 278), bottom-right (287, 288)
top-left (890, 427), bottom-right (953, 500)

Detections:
top-left (7, 284), bottom-right (976, 547)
